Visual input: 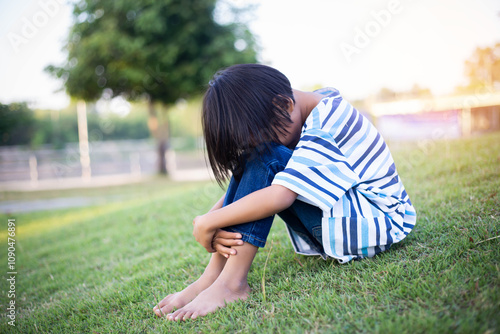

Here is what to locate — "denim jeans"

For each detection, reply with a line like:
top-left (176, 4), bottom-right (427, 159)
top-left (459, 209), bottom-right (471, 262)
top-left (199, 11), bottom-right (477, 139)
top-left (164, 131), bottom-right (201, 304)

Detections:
top-left (222, 143), bottom-right (325, 254)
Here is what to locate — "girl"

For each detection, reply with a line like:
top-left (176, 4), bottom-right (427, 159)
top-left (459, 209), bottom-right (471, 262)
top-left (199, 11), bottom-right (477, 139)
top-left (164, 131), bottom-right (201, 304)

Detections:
top-left (153, 64), bottom-right (416, 321)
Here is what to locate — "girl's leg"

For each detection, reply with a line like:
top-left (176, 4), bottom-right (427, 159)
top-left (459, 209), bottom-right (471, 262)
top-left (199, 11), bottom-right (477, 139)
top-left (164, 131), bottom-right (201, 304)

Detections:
top-left (154, 252), bottom-right (227, 317)
top-left (167, 201), bottom-right (325, 321)
top-left (167, 144), bottom-right (293, 321)
top-left (221, 143), bottom-right (294, 247)
top-left (278, 200), bottom-right (326, 256)
top-left (167, 242), bottom-right (257, 321)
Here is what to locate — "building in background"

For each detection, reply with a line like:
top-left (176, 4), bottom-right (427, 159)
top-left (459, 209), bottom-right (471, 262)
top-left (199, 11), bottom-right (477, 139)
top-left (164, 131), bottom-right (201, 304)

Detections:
top-left (370, 91), bottom-right (500, 141)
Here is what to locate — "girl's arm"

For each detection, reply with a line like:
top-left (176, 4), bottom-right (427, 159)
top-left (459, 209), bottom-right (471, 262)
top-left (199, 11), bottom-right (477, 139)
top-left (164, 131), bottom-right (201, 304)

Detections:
top-left (208, 193), bottom-right (225, 212)
top-left (193, 184), bottom-right (298, 252)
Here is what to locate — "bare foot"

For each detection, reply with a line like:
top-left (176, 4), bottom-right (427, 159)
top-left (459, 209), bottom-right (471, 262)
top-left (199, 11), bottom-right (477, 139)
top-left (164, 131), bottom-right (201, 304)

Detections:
top-left (153, 254), bottom-right (227, 317)
top-left (166, 242), bottom-right (258, 321)
top-left (153, 281), bottom-right (207, 317)
top-left (166, 278), bottom-right (250, 321)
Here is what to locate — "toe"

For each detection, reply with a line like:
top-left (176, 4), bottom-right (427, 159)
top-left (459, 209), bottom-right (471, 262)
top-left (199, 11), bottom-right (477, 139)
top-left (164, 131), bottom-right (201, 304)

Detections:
top-left (160, 305), bottom-right (172, 316)
top-left (168, 309), bottom-right (181, 321)
top-left (174, 309), bottom-right (188, 322)
top-left (183, 311), bottom-right (194, 320)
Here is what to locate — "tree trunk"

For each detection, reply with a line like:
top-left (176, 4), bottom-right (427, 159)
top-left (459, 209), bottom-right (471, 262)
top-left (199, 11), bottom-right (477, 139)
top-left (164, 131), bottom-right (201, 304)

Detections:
top-left (157, 138), bottom-right (167, 174)
top-left (147, 98), bottom-right (169, 175)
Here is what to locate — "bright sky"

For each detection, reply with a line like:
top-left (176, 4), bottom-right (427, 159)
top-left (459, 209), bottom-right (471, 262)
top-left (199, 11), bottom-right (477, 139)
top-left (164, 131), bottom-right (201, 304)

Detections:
top-left (1, 0), bottom-right (500, 109)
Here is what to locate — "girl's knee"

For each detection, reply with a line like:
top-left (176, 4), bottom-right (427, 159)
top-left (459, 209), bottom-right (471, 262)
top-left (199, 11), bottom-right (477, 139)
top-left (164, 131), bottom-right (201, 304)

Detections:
top-left (243, 143), bottom-right (292, 174)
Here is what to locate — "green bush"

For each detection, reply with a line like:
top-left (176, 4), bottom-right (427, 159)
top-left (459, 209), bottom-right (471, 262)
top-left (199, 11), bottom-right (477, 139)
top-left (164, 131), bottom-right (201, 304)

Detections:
top-left (0, 102), bottom-right (35, 146)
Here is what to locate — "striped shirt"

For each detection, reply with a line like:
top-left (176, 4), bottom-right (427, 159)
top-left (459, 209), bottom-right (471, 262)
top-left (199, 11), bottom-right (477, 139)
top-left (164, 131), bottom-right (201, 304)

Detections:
top-left (272, 88), bottom-right (417, 263)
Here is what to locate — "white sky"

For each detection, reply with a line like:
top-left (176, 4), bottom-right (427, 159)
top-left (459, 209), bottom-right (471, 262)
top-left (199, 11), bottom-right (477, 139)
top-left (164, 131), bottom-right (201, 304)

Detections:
top-left (1, 0), bottom-right (500, 109)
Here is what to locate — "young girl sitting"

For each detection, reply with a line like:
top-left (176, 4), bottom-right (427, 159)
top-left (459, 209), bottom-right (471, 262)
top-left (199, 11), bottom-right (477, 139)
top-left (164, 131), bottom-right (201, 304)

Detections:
top-left (153, 64), bottom-right (416, 321)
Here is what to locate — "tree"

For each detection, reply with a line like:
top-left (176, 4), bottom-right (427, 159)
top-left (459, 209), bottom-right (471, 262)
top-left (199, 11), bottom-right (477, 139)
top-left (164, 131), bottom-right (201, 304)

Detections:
top-left (375, 87), bottom-right (397, 101)
top-left (46, 0), bottom-right (257, 173)
top-left (458, 42), bottom-right (500, 93)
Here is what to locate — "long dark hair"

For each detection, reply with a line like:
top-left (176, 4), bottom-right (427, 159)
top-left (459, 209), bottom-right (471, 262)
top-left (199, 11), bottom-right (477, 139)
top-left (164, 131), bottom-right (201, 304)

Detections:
top-left (202, 64), bottom-right (294, 185)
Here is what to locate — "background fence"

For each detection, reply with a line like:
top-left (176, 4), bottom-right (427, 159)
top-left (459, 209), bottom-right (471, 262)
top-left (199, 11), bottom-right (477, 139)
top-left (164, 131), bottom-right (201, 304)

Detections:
top-left (0, 138), bottom-right (209, 185)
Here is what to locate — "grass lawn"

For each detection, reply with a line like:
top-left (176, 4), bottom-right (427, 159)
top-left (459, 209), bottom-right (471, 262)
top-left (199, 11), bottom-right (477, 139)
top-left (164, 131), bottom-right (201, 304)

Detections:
top-left (0, 132), bottom-right (499, 333)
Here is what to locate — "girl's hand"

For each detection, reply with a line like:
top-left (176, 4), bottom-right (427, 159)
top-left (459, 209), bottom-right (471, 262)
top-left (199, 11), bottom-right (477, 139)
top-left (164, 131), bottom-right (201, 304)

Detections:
top-left (192, 215), bottom-right (217, 253)
top-left (212, 229), bottom-right (243, 258)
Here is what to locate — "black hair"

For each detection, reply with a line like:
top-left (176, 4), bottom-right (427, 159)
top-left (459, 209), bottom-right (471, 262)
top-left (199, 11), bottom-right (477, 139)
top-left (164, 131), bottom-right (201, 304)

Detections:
top-left (202, 63), bottom-right (294, 186)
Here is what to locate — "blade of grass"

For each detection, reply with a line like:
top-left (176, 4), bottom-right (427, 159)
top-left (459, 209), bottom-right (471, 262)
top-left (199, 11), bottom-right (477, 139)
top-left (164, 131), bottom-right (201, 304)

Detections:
top-left (261, 242), bottom-right (273, 303)
top-left (153, 291), bottom-right (165, 318)
top-left (475, 235), bottom-right (500, 245)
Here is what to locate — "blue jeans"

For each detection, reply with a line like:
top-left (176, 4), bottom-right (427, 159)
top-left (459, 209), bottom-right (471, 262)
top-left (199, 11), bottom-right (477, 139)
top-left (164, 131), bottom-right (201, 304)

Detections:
top-left (222, 143), bottom-right (325, 254)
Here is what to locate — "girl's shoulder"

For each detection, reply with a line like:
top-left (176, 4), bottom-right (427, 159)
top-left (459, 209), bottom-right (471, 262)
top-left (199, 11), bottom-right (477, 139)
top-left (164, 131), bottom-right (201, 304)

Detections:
top-left (303, 87), bottom-right (344, 132)
top-left (313, 87), bottom-right (340, 98)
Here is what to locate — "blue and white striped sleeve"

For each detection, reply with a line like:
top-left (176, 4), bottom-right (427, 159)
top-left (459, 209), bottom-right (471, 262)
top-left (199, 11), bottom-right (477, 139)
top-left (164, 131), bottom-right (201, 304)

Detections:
top-left (272, 128), bottom-right (359, 212)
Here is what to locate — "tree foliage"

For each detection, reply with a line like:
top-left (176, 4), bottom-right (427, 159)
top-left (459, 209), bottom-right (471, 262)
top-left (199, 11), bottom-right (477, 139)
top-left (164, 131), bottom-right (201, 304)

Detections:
top-left (46, 0), bottom-right (257, 173)
top-left (46, 0), bottom-right (257, 104)
top-left (460, 42), bottom-right (500, 92)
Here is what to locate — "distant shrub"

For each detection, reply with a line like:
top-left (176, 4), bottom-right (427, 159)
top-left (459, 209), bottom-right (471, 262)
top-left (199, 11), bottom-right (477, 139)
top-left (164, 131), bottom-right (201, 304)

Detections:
top-left (0, 102), bottom-right (36, 146)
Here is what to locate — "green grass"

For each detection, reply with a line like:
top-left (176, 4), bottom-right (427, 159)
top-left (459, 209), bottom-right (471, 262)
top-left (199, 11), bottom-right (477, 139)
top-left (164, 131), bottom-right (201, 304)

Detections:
top-left (1, 132), bottom-right (499, 333)
top-left (0, 176), bottom-right (197, 202)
